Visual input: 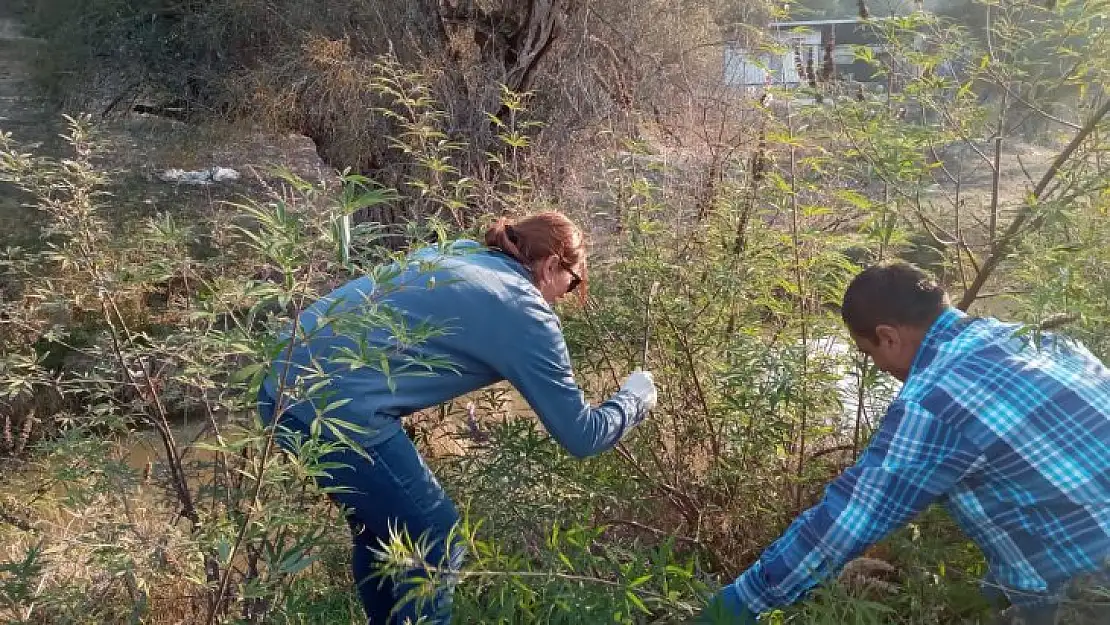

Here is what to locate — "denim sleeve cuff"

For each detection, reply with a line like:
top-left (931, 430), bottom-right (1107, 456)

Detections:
top-left (735, 562), bottom-right (781, 614)
top-left (608, 388), bottom-right (648, 428)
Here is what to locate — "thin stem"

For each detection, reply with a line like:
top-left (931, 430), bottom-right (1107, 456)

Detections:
top-left (660, 311), bottom-right (720, 462)
top-left (101, 298), bottom-right (195, 522)
top-left (205, 305), bottom-right (305, 624)
top-left (788, 112), bottom-right (809, 512)
top-left (989, 91), bottom-right (1008, 247)
top-left (576, 298), bottom-right (692, 515)
top-left (852, 356), bottom-right (870, 461)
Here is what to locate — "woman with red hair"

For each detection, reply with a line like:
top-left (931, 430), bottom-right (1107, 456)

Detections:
top-left (259, 211), bottom-right (657, 624)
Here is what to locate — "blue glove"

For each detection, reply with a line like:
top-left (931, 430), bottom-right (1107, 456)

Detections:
top-left (695, 584), bottom-right (758, 624)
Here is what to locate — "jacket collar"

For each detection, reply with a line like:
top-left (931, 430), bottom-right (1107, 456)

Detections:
top-left (487, 246), bottom-right (535, 282)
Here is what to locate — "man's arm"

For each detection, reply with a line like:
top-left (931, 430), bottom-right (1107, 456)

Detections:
top-left (724, 399), bottom-right (982, 614)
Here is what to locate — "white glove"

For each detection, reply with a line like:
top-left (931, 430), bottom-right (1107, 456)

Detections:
top-left (620, 369), bottom-right (658, 412)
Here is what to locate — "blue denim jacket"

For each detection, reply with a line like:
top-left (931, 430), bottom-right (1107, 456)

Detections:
top-left (260, 239), bottom-right (646, 457)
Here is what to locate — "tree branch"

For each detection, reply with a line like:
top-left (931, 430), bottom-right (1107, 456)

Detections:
top-left (957, 98), bottom-right (1110, 310)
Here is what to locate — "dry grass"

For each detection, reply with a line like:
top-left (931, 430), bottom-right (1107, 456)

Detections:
top-left (0, 432), bottom-right (353, 624)
top-left (0, 454), bottom-right (197, 623)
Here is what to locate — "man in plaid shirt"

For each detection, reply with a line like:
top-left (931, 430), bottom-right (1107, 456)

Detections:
top-left (701, 262), bottom-right (1110, 624)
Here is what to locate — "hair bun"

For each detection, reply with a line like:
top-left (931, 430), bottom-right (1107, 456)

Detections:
top-left (482, 212), bottom-right (588, 297)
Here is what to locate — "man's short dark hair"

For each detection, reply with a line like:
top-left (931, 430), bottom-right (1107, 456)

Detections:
top-left (841, 262), bottom-right (949, 340)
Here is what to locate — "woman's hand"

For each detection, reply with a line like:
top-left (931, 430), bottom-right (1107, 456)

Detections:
top-left (621, 369), bottom-right (658, 412)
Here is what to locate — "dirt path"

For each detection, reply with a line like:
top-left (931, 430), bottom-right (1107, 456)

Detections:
top-left (0, 8), bottom-right (48, 141)
top-left (0, 8), bottom-right (53, 247)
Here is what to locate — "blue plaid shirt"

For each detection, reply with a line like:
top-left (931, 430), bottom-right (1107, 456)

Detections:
top-left (732, 307), bottom-right (1110, 612)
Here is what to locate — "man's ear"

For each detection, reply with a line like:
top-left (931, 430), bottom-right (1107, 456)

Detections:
top-left (873, 324), bottom-right (900, 348)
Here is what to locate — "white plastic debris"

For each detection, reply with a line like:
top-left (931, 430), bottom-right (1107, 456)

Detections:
top-left (157, 166), bottom-right (241, 185)
top-left (210, 167), bottom-right (240, 182)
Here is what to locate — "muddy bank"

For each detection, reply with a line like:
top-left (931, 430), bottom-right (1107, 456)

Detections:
top-left (0, 7), bottom-right (334, 251)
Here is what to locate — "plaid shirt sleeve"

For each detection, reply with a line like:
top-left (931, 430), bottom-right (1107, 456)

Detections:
top-left (731, 398), bottom-right (984, 613)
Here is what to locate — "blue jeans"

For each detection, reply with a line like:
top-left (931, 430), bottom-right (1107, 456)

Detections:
top-left (259, 398), bottom-right (463, 624)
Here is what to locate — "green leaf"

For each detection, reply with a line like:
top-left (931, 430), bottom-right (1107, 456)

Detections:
top-left (277, 550), bottom-right (318, 575)
top-left (230, 362), bottom-right (264, 384)
top-left (625, 590), bottom-right (649, 614)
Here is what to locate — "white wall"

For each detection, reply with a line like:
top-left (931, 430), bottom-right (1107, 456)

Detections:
top-left (723, 31), bottom-right (821, 87)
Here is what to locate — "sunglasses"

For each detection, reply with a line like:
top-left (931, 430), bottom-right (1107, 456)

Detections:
top-left (560, 259), bottom-right (582, 294)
